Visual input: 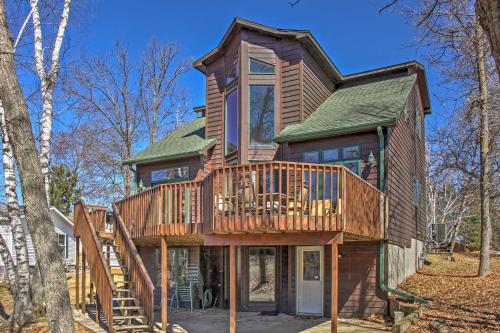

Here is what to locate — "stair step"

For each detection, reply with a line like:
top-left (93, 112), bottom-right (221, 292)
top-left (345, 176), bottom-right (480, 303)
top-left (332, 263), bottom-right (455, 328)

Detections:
top-left (114, 324), bottom-right (150, 331)
top-left (114, 280), bottom-right (133, 284)
top-left (113, 306), bottom-right (142, 310)
top-left (113, 297), bottom-right (136, 302)
top-left (113, 315), bottom-right (146, 321)
top-left (116, 288), bottom-right (134, 292)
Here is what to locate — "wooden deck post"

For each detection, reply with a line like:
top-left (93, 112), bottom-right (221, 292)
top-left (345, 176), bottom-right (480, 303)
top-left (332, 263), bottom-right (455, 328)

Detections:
top-left (287, 245), bottom-right (292, 314)
top-left (161, 236), bottom-right (168, 331)
top-left (229, 245), bottom-right (237, 333)
top-left (81, 250), bottom-right (86, 313)
top-left (331, 244), bottom-right (338, 333)
top-left (75, 237), bottom-right (80, 310)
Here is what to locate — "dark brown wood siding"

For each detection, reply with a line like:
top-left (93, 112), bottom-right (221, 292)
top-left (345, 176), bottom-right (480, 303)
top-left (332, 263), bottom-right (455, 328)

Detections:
top-left (280, 38), bottom-right (303, 128)
top-left (329, 241), bottom-right (386, 317)
top-left (285, 132), bottom-right (380, 188)
top-left (385, 84), bottom-right (426, 247)
top-left (136, 156), bottom-right (202, 188)
top-left (205, 55), bottom-right (225, 170)
top-left (302, 49), bottom-right (335, 119)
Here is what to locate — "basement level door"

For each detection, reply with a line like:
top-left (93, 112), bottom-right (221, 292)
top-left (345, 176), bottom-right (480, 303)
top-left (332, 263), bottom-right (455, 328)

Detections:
top-left (296, 246), bottom-right (324, 315)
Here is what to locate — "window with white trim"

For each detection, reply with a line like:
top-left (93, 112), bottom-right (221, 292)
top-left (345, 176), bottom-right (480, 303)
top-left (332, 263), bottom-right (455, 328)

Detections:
top-left (57, 233), bottom-right (67, 258)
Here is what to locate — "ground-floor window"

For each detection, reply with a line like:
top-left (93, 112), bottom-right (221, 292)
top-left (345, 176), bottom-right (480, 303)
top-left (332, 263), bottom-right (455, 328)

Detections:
top-left (249, 247), bottom-right (276, 302)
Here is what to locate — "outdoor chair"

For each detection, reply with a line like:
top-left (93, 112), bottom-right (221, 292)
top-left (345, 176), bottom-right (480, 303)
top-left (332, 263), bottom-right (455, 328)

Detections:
top-left (177, 282), bottom-right (194, 312)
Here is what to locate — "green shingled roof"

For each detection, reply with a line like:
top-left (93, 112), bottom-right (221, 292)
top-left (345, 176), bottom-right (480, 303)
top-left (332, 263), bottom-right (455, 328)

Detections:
top-left (274, 74), bottom-right (417, 143)
top-left (123, 117), bottom-right (216, 165)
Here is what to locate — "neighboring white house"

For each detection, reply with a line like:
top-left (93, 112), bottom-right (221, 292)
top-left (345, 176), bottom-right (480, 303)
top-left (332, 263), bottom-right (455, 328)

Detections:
top-left (0, 205), bottom-right (77, 274)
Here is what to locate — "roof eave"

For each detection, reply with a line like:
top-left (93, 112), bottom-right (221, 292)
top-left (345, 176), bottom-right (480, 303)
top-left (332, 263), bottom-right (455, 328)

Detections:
top-left (123, 139), bottom-right (216, 166)
top-left (274, 120), bottom-right (396, 143)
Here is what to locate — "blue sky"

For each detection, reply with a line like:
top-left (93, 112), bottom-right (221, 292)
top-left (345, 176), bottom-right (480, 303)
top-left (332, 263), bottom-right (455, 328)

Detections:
top-left (68, 0), bottom-right (443, 125)
top-left (4, 0), bottom-right (451, 203)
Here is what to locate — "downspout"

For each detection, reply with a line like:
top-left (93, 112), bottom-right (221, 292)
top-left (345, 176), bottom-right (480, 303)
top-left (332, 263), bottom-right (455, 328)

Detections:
top-left (376, 126), bottom-right (427, 304)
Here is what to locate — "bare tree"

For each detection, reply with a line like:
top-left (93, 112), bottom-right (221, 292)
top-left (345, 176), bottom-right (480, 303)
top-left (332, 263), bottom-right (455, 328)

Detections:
top-left (475, 0), bottom-right (500, 78)
top-left (389, 0), bottom-right (498, 275)
top-left (0, 1), bottom-right (74, 332)
top-left (379, 0), bottom-right (500, 78)
top-left (138, 39), bottom-right (190, 144)
top-left (474, 21), bottom-right (492, 275)
top-left (64, 41), bottom-right (190, 198)
top-left (67, 43), bottom-right (141, 197)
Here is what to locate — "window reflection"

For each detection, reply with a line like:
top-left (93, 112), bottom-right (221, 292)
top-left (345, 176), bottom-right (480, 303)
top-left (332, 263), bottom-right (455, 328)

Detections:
top-left (249, 85), bottom-right (275, 147)
top-left (249, 247), bottom-right (275, 302)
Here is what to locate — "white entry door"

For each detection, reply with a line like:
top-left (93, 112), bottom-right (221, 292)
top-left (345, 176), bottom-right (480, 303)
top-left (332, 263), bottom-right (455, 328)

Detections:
top-left (296, 246), bottom-right (324, 315)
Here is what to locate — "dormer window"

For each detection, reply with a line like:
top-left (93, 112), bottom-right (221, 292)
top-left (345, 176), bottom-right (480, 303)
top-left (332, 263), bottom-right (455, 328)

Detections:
top-left (249, 58), bottom-right (275, 74)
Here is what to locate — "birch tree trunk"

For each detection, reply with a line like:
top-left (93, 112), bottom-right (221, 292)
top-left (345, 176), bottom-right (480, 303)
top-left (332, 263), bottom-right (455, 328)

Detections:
top-left (29, 0), bottom-right (71, 200)
top-left (0, 233), bottom-right (17, 298)
top-left (475, 21), bottom-right (492, 277)
top-left (0, 2), bottom-right (74, 331)
top-left (0, 101), bottom-right (34, 325)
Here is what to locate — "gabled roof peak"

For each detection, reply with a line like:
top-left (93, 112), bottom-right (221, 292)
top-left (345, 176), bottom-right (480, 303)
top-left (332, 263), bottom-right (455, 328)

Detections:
top-left (193, 17), bottom-right (342, 82)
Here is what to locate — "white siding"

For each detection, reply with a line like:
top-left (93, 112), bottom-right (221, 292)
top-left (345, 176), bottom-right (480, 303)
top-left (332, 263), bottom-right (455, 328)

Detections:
top-left (0, 207), bottom-right (77, 268)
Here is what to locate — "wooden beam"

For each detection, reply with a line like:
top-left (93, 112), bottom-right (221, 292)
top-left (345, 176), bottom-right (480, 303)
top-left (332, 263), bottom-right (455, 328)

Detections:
top-left (81, 250), bottom-right (86, 313)
top-left (229, 245), bottom-right (237, 333)
top-left (287, 245), bottom-right (292, 314)
top-left (161, 237), bottom-right (168, 331)
top-left (204, 232), bottom-right (343, 246)
top-left (75, 237), bottom-right (80, 310)
top-left (331, 244), bottom-right (338, 333)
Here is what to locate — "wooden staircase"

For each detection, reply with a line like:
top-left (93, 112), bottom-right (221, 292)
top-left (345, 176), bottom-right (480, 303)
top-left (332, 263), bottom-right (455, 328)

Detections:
top-left (100, 237), bottom-right (150, 332)
top-left (74, 201), bottom-right (155, 333)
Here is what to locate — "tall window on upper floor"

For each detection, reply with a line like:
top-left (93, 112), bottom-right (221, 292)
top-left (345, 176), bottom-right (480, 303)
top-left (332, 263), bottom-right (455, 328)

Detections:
top-left (225, 87), bottom-right (239, 155)
top-left (249, 85), bottom-right (275, 148)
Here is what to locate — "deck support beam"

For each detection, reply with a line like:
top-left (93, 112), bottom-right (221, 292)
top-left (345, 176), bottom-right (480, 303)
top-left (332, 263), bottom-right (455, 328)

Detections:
top-left (161, 236), bottom-right (168, 331)
top-left (75, 237), bottom-right (80, 310)
top-left (229, 245), bottom-right (237, 333)
top-left (81, 250), bottom-right (86, 313)
top-left (331, 244), bottom-right (338, 333)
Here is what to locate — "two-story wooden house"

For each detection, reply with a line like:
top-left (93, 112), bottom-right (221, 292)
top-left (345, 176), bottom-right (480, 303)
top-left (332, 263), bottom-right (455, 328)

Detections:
top-left (73, 18), bottom-right (430, 333)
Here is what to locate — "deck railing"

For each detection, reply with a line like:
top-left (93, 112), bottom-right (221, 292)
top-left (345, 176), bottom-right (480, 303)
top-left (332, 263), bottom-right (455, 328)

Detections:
top-left (74, 201), bottom-right (116, 331)
top-left (343, 169), bottom-right (386, 239)
top-left (86, 205), bottom-right (108, 233)
top-left (112, 203), bottom-right (155, 329)
top-left (208, 162), bottom-right (342, 233)
top-left (113, 162), bottom-right (386, 239)
top-left (114, 181), bottom-right (204, 238)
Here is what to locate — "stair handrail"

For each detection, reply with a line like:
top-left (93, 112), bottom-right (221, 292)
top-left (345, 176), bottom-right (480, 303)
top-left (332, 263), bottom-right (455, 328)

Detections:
top-left (112, 203), bottom-right (155, 329)
top-left (74, 200), bottom-right (116, 331)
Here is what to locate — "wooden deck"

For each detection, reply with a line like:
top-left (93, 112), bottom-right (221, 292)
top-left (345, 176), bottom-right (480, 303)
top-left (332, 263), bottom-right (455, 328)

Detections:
top-left (114, 162), bottom-right (387, 241)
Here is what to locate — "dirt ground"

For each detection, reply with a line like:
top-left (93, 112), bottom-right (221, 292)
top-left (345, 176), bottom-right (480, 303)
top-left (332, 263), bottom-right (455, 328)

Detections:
top-left (0, 273), bottom-right (90, 333)
top-left (161, 308), bottom-right (389, 333)
top-left (400, 253), bottom-right (500, 333)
